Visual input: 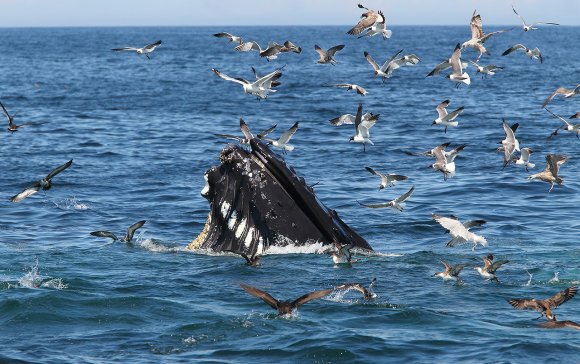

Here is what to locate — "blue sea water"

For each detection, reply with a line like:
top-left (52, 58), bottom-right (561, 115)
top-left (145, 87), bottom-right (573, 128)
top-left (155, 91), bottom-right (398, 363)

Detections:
top-left (0, 25), bottom-right (579, 363)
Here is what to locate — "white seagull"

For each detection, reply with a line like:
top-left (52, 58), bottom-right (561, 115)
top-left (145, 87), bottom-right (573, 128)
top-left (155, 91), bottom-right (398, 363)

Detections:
top-left (364, 166), bottom-right (408, 190)
top-left (349, 103), bottom-right (376, 152)
top-left (364, 49), bottom-right (402, 82)
top-left (461, 10), bottom-right (508, 61)
top-left (512, 5), bottom-right (559, 32)
top-left (500, 120), bottom-right (521, 168)
top-left (474, 254), bottom-right (510, 282)
top-left (469, 61), bottom-right (503, 79)
top-left (430, 143), bottom-right (465, 180)
top-left (329, 112), bottom-right (379, 126)
top-left (446, 43), bottom-right (471, 86)
top-left (323, 83), bottom-right (368, 96)
top-left (502, 44), bottom-right (543, 63)
top-left (112, 40), bottom-right (162, 60)
top-left (545, 108), bottom-right (580, 140)
top-left (513, 147), bottom-right (535, 171)
top-left (432, 214), bottom-right (488, 251)
top-left (358, 185), bottom-right (415, 212)
top-left (235, 41), bottom-right (283, 61)
top-left (213, 32), bottom-right (243, 44)
top-left (211, 67), bottom-right (283, 100)
top-left (264, 122), bottom-right (299, 152)
top-left (542, 84), bottom-right (580, 108)
top-left (432, 100), bottom-right (465, 133)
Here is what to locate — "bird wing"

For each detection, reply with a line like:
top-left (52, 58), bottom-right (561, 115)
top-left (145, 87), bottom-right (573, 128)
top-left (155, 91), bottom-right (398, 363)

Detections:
top-left (45, 159), bottom-right (73, 181)
top-left (440, 259), bottom-right (452, 272)
top-left (327, 44), bottom-right (345, 57)
top-left (433, 214), bottom-right (470, 238)
top-left (125, 220), bottom-right (146, 242)
top-left (255, 67), bottom-right (283, 88)
top-left (214, 134), bottom-right (245, 143)
top-left (211, 68), bottom-right (248, 85)
top-left (542, 88), bottom-right (572, 108)
top-left (235, 41), bottom-right (261, 52)
top-left (358, 200), bottom-right (393, 209)
top-left (427, 60), bottom-right (451, 77)
top-left (363, 51), bottom-right (380, 71)
top-left (144, 40), bottom-right (162, 50)
top-left (502, 44), bottom-right (526, 56)
top-left (450, 43), bottom-right (463, 75)
top-left (240, 284), bottom-right (279, 310)
top-left (479, 30), bottom-right (507, 43)
top-left (394, 185), bottom-right (415, 203)
top-left (381, 49), bottom-right (403, 72)
top-left (213, 32), bottom-right (234, 39)
top-left (451, 264), bottom-right (467, 276)
top-left (90, 231), bottom-right (118, 241)
top-left (358, 118), bottom-right (376, 138)
top-left (292, 289), bottom-right (334, 307)
top-left (10, 183), bottom-right (41, 203)
top-left (111, 47), bottom-right (139, 52)
top-left (277, 122), bottom-right (299, 144)
top-left (489, 260), bottom-right (510, 273)
top-left (444, 107), bottom-right (465, 122)
top-left (347, 11), bottom-right (380, 35)
top-left (462, 219), bottom-right (486, 229)
top-left (329, 114), bottom-right (355, 126)
top-left (546, 154), bottom-right (567, 178)
top-left (240, 118), bottom-right (254, 140)
top-left (512, 5), bottom-right (527, 26)
top-left (257, 124), bottom-right (277, 139)
top-left (545, 108), bottom-right (573, 127)
top-left (531, 22), bottom-right (559, 26)
top-left (546, 286), bottom-right (578, 308)
top-left (365, 166), bottom-right (379, 176)
top-left (436, 100), bottom-right (450, 119)
top-left (354, 103), bottom-right (363, 134)
top-left (470, 13), bottom-right (484, 40)
top-left (432, 146), bottom-right (447, 164)
top-left (508, 298), bottom-right (542, 311)
top-left (314, 44), bottom-right (327, 60)
top-left (0, 101), bottom-right (11, 122)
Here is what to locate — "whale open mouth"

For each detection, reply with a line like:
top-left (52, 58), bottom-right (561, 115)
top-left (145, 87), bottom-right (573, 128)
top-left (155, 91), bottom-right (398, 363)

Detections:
top-left (187, 138), bottom-right (372, 255)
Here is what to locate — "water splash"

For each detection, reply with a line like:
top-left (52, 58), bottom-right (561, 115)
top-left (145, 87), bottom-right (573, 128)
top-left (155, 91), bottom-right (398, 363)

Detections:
top-left (51, 197), bottom-right (90, 210)
top-left (525, 270), bottom-right (533, 286)
top-left (16, 258), bottom-right (67, 289)
top-left (549, 272), bottom-right (559, 283)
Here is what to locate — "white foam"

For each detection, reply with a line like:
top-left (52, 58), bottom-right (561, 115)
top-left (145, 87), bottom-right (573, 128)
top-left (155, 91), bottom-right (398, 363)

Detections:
top-left (51, 197), bottom-right (90, 210)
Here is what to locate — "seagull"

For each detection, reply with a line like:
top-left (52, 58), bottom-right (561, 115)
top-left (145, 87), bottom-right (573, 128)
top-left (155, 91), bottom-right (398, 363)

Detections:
top-left (446, 44), bottom-right (471, 86)
top-left (461, 10), bottom-right (508, 61)
top-left (212, 32), bottom-right (243, 44)
top-left (279, 40), bottom-right (302, 54)
top-left (469, 61), bottom-right (503, 79)
top-left (434, 260), bottom-right (467, 284)
top-left (571, 112), bottom-right (580, 119)
top-left (211, 67), bottom-right (283, 100)
top-left (363, 49), bottom-right (403, 82)
top-left (329, 112), bottom-right (379, 126)
top-left (358, 185), bottom-right (415, 212)
top-left (507, 286), bottom-right (577, 321)
top-left (357, 14), bottom-right (392, 39)
top-left (112, 40), bottom-right (162, 60)
top-left (512, 5), bottom-right (559, 32)
top-left (541, 84), bottom-right (580, 108)
top-left (349, 103), bottom-right (376, 152)
top-left (1, 101), bottom-right (28, 132)
top-left (364, 166), bottom-right (408, 190)
top-left (234, 41), bottom-right (283, 61)
top-left (432, 214), bottom-right (488, 251)
top-left (430, 143), bottom-right (465, 180)
top-left (432, 99), bottom-right (465, 133)
top-left (314, 44), bottom-right (345, 65)
top-left (527, 154), bottom-right (568, 192)
top-left (347, 4), bottom-right (385, 36)
top-left (90, 220), bottom-right (146, 244)
top-left (328, 242), bottom-right (356, 264)
top-left (215, 123), bottom-right (277, 144)
top-left (502, 44), bottom-right (543, 63)
top-left (545, 108), bottom-right (580, 140)
top-left (263, 122), bottom-right (299, 152)
top-left (323, 83), bottom-right (368, 96)
top-left (10, 160), bottom-right (73, 203)
top-left (512, 147), bottom-right (535, 171)
top-left (500, 120), bottom-right (521, 168)
top-left (335, 278), bottom-right (377, 300)
top-left (251, 67), bottom-right (281, 88)
top-left (259, 41), bottom-right (302, 59)
top-left (240, 284), bottom-right (333, 316)
top-left (227, 250), bottom-right (261, 266)
top-left (385, 53), bottom-right (421, 77)
top-left (474, 254), bottom-right (509, 282)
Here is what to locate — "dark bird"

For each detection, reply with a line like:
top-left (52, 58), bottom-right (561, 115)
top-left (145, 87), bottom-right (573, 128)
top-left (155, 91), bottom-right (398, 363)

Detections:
top-left (474, 254), bottom-right (509, 282)
top-left (240, 284), bottom-right (333, 315)
top-left (10, 160), bottom-right (73, 203)
top-left (434, 260), bottom-right (468, 284)
top-left (228, 251), bottom-right (261, 266)
top-left (1, 101), bottom-right (27, 132)
top-left (314, 44), bottom-right (345, 65)
top-left (90, 220), bottom-right (146, 243)
top-left (527, 154), bottom-right (568, 192)
top-left (507, 286), bottom-right (577, 321)
top-left (335, 278), bottom-right (377, 300)
top-left (347, 4), bottom-right (385, 36)
top-left (212, 32), bottom-right (243, 44)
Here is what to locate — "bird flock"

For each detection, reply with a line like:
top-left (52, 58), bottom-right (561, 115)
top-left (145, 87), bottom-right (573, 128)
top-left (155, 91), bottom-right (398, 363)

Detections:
top-left (4, 3), bottom-right (578, 327)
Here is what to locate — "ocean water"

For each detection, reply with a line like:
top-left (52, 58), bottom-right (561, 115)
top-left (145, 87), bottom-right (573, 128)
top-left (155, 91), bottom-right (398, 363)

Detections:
top-left (1, 25), bottom-right (579, 363)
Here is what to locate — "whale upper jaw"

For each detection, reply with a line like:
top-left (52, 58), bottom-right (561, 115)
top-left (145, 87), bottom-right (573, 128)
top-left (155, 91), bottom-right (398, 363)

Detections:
top-left (188, 138), bottom-right (372, 256)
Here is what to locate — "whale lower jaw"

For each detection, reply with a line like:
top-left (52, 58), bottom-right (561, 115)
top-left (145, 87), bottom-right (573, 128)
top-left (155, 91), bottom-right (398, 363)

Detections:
top-left (188, 139), bottom-right (372, 256)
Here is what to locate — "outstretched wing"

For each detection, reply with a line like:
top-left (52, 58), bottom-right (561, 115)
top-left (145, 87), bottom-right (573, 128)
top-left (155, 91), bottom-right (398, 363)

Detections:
top-left (277, 122), bottom-right (299, 144)
top-left (327, 44), bottom-right (345, 57)
top-left (292, 289), bottom-right (333, 307)
top-left (211, 68), bottom-right (248, 85)
top-left (363, 51), bottom-right (380, 71)
top-left (10, 183), bottom-right (41, 203)
top-left (143, 40), bottom-right (162, 50)
top-left (257, 124), bottom-right (277, 139)
top-left (240, 284), bottom-right (279, 310)
top-left (111, 47), bottom-right (139, 52)
top-left (546, 286), bottom-right (578, 308)
top-left (502, 44), bottom-right (526, 56)
top-left (90, 231), bottom-right (118, 241)
top-left (125, 220), bottom-right (146, 242)
top-left (347, 12), bottom-right (380, 35)
top-left (542, 88), bottom-right (573, 109)
top-left (45, 159), bottom-right (73, 181)
top-left (394, 185), bottom-right (415, 204)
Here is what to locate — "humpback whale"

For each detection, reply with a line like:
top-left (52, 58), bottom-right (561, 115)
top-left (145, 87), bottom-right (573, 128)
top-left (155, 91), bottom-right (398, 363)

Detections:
top-left (188, 122), bottom-right (372, 257)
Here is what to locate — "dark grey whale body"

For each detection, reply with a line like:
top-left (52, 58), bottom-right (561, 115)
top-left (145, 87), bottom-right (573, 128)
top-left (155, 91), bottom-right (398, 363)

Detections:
top-left (188, 138), bottom-right (372, 255)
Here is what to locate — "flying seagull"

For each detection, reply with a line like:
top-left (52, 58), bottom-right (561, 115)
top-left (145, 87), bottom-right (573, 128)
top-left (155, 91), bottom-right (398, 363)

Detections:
top-left (10, 160), bottom-right (73, 203)
top-left (446, 43), bottom-right (471, 86)
top-left (545, 108), bottom-right (580, 140)
top-left (432, 99), bottom-right (465, 133)
top-left (432, 214), bottom-right (488, 251)
top-left (429, 143), bottom-right (465, 180)
top-left (474, 254), bottom-right (509, 282)
top-left (461, 10), bottom-right (508, 61)
top-left (502, 44), bottom-right (542, 63)
top-left (541, 84), bottom-right (580, 108)
top-left (1, 101), bottom-right (29, 132)
top-left (347, 4), bottom-right (385, 36)
top-left (211, 67), bottom-right (283, 100)
top-left (512, 5), bottom-right (559, 32)
top-left (112, 40), bottom-right (162, 60)
top-left (500, 120), bottom-right (520, 168)
top-left (263, 122), bottom-right (299, 152)
top-left (363, 49), bottom-right (403, 82)
top-left (90, 220), bottom-right (146, 244)
top-left (329, 112), bottom-right (379, 126)
top-left (323, 83), bottom-right (368, 96)
top-left (364, 166), bottom-right (408, 190)
top-left (212, 32), bottom-right (243, 44)
top-left (507, 286), bottom-right (577, 321)
top-left (469, 61), bottom-right (503, 79)
top-left (358, 185), bottom-right (415, 212)
top-left (314, 44), bottom-right (345, 65)
top-left (527, 154), bottom-right (568, 192)
top-left (357, 13), bottom-right (392, 40)
top-left (240, 284), bottom-right (333, 316)
top-left (512, 147), bottom-right (535, 171)
top-left (434, 260), bottom-right (467, 284)
top-left (349, 103), bottom-right (376, 152)
top-left (215, 123), bottom-right (277, 144)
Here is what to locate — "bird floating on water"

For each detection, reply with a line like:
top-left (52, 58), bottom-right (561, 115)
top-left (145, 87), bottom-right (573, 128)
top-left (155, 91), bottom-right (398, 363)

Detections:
top-left (90, 220), bottom-right (146, 244)
top-left (434, 260), bottom-right (467, 284)
top-left (507, 286), bottom-right (577, 321)
top-left (474, 254), bottom-right (509, 282)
